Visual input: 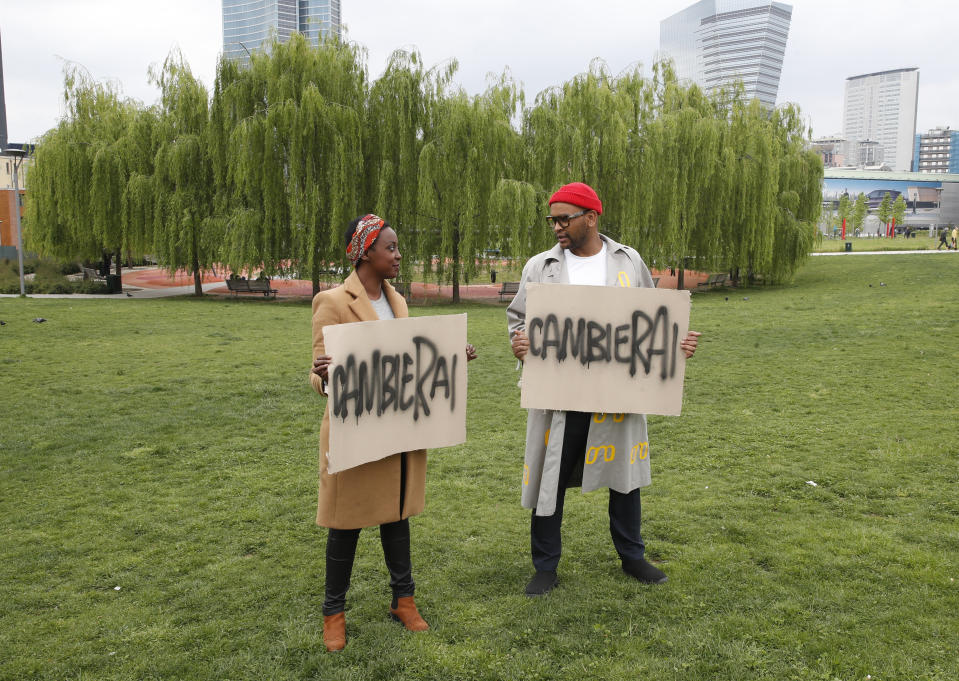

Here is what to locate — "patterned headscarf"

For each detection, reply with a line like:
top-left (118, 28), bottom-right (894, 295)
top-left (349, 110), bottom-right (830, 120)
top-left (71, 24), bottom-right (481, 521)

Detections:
top-left (347, 214), bottom-right (385, 266)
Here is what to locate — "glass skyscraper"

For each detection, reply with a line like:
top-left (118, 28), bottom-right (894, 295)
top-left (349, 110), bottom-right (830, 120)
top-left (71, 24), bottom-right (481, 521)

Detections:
top-left (222, 0), bottom-right (342, 63)
top-left (659, 0), bottom-right (792, 108)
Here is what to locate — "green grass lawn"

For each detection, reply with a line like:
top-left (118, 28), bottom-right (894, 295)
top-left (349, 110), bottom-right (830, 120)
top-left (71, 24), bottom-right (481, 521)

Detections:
top-left (1, 255), bottom-right (957, 681)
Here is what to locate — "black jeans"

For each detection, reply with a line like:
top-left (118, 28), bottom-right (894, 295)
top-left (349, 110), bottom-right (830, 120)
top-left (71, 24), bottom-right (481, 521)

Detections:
top-left (322, 519), bottom-right (415, 615)
top-left (530, 411), bottom-right (645, 572)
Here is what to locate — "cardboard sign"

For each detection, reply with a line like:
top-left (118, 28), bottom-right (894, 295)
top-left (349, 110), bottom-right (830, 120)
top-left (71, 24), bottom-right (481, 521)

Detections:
top-left (322, 313), bottom-right (467, 473)
top-left (520, 284), bottom-right (691, 416)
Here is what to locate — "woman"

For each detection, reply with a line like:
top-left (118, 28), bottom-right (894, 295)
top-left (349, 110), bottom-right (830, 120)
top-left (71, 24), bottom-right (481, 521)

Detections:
top-left (310, 214), bottom-right (476, 652)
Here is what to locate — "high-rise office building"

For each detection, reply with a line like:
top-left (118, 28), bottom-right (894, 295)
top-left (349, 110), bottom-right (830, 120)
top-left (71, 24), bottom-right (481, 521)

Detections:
top-left (842, 68), bottom-right (918, 173)
top-left (222, 0), bottom-right (341, 64)
top-left (659, 0), bottom-right (792, 108)
top-left (0, 29), bottom-right (8, 151)
top-left (913, 127), bottom-right (959, 174)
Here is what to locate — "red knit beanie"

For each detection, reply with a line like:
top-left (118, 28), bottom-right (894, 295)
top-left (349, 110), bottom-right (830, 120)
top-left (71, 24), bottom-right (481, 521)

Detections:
top-left (548, 182), bottom-right (602, 215)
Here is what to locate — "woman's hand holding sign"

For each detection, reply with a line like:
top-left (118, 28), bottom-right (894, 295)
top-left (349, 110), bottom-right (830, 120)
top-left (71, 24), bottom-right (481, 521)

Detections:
top-left (313, 354), bottom-right (332, 381)
top-left (680, 331), bottom-right (701, 359)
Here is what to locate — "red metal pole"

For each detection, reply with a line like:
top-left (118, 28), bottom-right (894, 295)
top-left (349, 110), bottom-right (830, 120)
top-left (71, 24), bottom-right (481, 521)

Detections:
top-left (841, 218), bottom-right (846, 240)
top-left (890, 217), bottom-right (895, 238)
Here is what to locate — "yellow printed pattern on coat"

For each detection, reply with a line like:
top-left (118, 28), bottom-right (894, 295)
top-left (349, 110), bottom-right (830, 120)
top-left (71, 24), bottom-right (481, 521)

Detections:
top-left (593, 413), bottom-right (625, 424)
top-left (617, 271), bottom-right (631, 288)
top-left (586, 445), bottom-right (616, 464)
top-left (630, 442), bottom-right (649, 463)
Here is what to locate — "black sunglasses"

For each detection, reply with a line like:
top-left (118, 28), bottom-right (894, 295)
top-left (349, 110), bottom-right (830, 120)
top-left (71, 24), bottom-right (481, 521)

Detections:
top-left (545, 209), bottom-right (589, 228)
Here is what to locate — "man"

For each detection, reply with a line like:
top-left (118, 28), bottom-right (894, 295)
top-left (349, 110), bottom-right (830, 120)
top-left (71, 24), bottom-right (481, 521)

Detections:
top-left (938, 229), bottom-right (950, 250)
top-left (951, 225), bottom-right (958, 250)
top-left (506, 181), bottom-right (700, 596)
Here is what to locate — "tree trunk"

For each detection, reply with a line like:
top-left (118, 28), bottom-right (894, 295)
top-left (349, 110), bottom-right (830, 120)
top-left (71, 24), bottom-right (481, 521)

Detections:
top-left (312, 257), bottom-right (321, 297)
top-left (451, 227), bottom-right (460, 304)
top-left (192, 258), bottom-right (202, 296)
top-left (677, 268), bottom-right (685, 290)
top-left (101, 251), bottom-right (111, 277)
top-left (192, 228), bottom-right (203, 296)
top-left (114, 250), bottom-right (121, 276)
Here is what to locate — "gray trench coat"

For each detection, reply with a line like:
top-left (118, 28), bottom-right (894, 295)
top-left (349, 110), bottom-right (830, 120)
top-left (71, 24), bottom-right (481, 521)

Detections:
top-left (506, 234), bottom-right (656, 516)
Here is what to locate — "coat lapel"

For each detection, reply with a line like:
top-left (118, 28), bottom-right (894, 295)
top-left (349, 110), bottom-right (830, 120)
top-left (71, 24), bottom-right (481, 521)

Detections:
top-left (381, 280), bottom-right (408, 319)
top-left (544, 243), bottom-right (568, 284)
top-left (343, 270), bottom-right (408, 321)
top-left (344, 271), bottom-right (377, 322)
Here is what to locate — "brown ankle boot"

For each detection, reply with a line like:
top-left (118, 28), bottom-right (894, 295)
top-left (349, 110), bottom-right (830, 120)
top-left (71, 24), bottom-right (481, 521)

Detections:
top-left (389, 596), bottom-right (429, 631)
top-left (323, 612), bottom-right (346, 651)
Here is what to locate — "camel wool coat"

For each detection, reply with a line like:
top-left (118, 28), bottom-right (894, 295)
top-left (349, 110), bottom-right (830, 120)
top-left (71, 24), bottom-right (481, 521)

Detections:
top-left (310, 270), bottom-right (427, 529)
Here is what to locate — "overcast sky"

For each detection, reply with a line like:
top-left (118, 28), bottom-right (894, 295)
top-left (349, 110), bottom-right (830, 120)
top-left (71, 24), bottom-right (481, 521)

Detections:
top-left (3, 0), bottom-right (957, 143)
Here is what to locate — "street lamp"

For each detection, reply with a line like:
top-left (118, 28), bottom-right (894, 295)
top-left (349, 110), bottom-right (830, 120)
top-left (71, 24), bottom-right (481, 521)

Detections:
top-left (6, 147), bottom-right (27, 296)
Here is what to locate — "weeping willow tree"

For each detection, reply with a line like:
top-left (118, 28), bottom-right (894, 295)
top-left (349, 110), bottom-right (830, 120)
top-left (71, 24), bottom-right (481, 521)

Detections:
top-left (211, 33), bottom-right (367, 294)
top-left (28, 45), bottom-right (824, 298)
top-left (495, 58), bottom-right (822, 287)
top-left (716, 98), bottom-right (781, 284)
top-left (488, 178), bottom-right (544, 262)
top-left (363, 50), bottom-right (455, 281)
top-left (121, 107), bottom-right (160, 263)
top-left (24, 65), bottom-right (147, 275)
top-left (150, 51), bottom-right (217, 295)
top-left (765, 104), bottom-right (821, 281)
top-left (523, 60), bottom-right (646, 242)
top-left (417, 75), bottom-right (524, 302)
top-left (640, 74), bottom-right (727, 288)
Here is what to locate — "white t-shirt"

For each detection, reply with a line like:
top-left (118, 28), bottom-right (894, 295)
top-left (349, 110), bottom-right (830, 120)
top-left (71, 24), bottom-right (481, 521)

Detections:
top-left (565, 242), bottom-right (608, 286)
top-left (370, 288), bottom-right (395, 319)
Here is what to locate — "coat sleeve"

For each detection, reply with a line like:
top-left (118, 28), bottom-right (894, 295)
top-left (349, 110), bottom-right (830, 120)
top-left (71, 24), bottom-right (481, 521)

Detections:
top-left (629, 248), bottom-right (655, 289)
top-left (310, 292), bottom-right (339, 396)
top-left (506, 258), bottom-right (534, 339)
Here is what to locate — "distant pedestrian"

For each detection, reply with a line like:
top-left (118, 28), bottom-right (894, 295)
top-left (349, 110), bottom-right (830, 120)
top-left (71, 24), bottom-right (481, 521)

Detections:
top-left (952, 225), bottom-right (958, 250)
top-left (938, 229), bottom-right (951, 250)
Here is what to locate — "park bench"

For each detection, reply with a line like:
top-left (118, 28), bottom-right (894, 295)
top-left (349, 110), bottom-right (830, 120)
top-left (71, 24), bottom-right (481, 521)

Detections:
top-left (696, 273), bottom-right (730, 290)
top-left (81, 266), bottom-right (106, 283)
top-left (225, 278), bottom-right (278, 299)
top-left (498, 281), bottom-right (520, 301)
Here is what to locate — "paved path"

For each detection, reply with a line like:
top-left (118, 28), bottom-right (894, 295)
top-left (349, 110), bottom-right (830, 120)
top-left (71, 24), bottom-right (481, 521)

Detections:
top-left (0, 281), bottom-right (224, 300)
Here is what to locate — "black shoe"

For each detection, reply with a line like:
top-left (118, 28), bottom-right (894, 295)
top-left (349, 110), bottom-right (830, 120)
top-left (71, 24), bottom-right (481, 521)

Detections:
top-left (622, 558), bottom-right (668, 584)
top-left (525, 570), bottom-right (558, 597)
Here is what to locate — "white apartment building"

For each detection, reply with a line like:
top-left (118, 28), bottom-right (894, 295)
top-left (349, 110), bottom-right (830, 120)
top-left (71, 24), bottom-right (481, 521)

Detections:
top-left (842, 68), bottom-right (919, 173)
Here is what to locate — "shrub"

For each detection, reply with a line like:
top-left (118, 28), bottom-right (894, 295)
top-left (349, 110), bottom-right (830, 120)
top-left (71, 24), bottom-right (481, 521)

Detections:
top-left (31, 261), bottom-right (73, 294)
top-left (71, 280), bottom-right (110, 294)
top-left (0, 261), bottom-right (21, 293)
